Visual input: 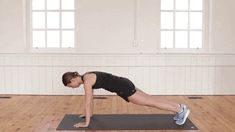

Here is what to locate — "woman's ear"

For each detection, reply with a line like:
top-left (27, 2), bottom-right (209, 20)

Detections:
top-left (70, 78), bottom-right (76, 82)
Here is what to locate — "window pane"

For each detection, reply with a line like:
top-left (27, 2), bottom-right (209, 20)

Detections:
top-left (62, 31), bottom-right (74, 48)
top-left (175, 31), bottom-right (188, 48)
top-left (190, 0), bottom-right (202, 10)
top-left (190, 31), bottom-right (202, 48)
top-left (161, 12), bottom-right (174, 29)
top-left (161, 31), bottom-right (173, 48)
top-left (161, 0), bottom-right (174, 10)
top-left (62, 0), bottom-right (74, 10)
top-left (175, 0), bottom-right (188, 10)
top-left (47, 31), bottom-right (60, 47)
top-left (33, 31), bottom-right (45, 48)
top-left (175, 12), bottom-right (188, 29)
top-left (32, 0), bottom-right (45, 10)
top-left (32, 12), bottom-right (45, 29)
top-left (47, 0), bottom-right (60, 10)
top-left (190, 12), bottom-right (202, 29)
top-left (62, 12), bottom-right (74, 29)
top-left (47, 12), bottom-right (60, 29)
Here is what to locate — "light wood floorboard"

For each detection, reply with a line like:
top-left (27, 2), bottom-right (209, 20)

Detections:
top-left (0, 95), bottom-right (234, 132)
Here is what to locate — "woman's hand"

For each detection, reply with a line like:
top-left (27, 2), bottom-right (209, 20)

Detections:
top-left (79, 114), bottom-right (93, 118)
top-left (73, 122), bottom-right (89, 128)
top-left (79, 114), bottom-right (85, 118)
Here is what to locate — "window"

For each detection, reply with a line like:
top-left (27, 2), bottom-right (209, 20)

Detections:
top-left (161, 0), bottom-right (203, 49)
top-left (31, 0), bottom-right (75, 49)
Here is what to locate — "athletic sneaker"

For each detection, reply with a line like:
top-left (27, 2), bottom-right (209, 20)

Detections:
top-left (173, 104), bottom-right (183, 120)
top-left (174, 104), bottom-right (190, 125)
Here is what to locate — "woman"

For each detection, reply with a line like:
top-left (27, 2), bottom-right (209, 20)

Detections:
top-left (62, 71), bottom-right (190, 128)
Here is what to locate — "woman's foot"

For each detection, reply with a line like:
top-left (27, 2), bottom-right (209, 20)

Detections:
top-left (174, 104), bottom-right (190, 125)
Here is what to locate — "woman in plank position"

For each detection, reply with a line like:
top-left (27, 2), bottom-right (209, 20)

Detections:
top-left (62, 71), bottom-right (190, 128)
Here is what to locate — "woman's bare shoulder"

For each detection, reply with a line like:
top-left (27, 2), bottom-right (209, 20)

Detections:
top-left (83, 73), bottom-right (96, 85)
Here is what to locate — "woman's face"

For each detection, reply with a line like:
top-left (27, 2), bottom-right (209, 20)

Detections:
top-left (67, 78), bottom-right (81, 88)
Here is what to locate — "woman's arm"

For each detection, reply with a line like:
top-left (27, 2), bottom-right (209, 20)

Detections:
top-left (84, 82), bottom-right (93, 127)
top-left (74, 74), bottom-right (94, 128)
top-left (80, 89), bottom-right (94, 118)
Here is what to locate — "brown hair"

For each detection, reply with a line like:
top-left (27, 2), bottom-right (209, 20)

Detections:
top-left (62, 71), bottom-right (80, 86)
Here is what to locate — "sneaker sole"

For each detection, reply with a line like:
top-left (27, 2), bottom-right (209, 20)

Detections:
top-left (177, 109), bottom-right (190, 125)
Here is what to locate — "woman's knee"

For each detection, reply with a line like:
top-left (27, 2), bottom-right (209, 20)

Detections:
top-left (128, 91), bottom-right (153, 106)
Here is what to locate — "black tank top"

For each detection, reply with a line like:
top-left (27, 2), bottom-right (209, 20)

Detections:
top-left (82, 71), bottom-right (134, 93)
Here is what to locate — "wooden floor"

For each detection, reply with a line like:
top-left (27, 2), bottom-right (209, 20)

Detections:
top-left (0, 95), bottom-right (235, 132)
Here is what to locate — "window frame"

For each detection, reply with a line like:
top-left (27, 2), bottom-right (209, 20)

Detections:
top-left (28, 0), bottom-right (78, 53)
top-left (159, 0), bottom-right (209, 53)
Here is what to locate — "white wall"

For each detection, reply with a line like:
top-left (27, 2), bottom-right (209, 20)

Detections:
top-left (1, 0), bottom-right (235, 53)
top-left (0, 54), bottom-right (235, 95)
top-left (0, 0), bottom-right (26, 53)
top-left (0, 0), bottom-right (235, 95)
top-left (77, 0), bottom-right (160, 53)
top-left (210, 0), bottom-right (235, 53)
